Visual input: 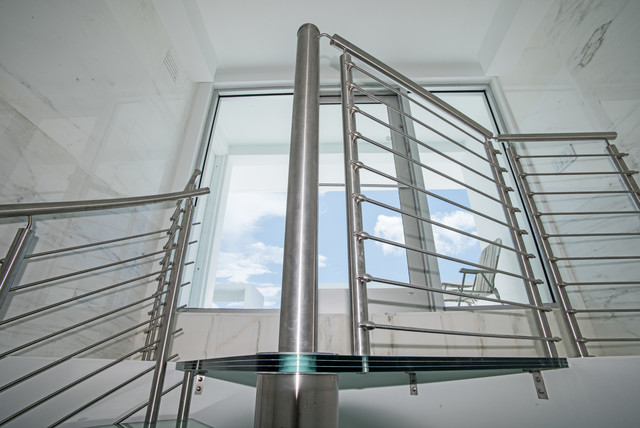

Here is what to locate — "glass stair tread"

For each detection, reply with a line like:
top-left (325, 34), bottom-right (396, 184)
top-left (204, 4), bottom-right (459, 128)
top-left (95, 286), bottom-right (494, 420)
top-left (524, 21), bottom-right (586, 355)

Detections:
top-left (176, 353), bottom-right (568, 389)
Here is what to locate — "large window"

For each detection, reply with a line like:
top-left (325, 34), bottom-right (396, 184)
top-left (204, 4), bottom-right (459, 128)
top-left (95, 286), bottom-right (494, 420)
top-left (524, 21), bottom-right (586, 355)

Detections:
top-left (183, 88), bottom-right (548, 310)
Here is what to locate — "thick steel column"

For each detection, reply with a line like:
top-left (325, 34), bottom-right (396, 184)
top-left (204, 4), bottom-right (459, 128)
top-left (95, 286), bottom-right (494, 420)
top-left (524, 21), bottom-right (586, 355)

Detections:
top-left (254, 374), bottom-right (338, 428)
top-left (278, 23), bottom-right (321, 354)
top-left (255, 24), bottom-right (339, 428)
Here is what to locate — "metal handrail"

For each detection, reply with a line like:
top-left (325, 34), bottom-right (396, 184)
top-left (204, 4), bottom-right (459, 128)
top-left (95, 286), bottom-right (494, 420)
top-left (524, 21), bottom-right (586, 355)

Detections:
top-left (496, 132), bottom-right (617, 142)
top-left (0, 187), bottom-right (209, 218)
top-left (330, 34), bottom-right (494, 138)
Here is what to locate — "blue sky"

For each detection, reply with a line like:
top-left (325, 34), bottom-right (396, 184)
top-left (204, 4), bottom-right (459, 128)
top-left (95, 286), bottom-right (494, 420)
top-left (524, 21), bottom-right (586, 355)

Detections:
top-left (213, 187), bottom-right (481, 308)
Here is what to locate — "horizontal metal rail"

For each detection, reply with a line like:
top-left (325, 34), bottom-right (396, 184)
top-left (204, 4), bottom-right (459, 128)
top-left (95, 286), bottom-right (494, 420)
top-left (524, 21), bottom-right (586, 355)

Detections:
top-left (363, 275), bottom-right (551, 311)
top-left (561, 281), bottom-right (640, 286)
top-left (345, 62), bottom-right (489, 148)
top-left (359, 195), bottom-right (531, 257)
top-left (352, 109), bottom-right (509, 206)
top-left (572, 308), bottom-right (640, 313)
top-left (0, 341), bottom-right (158, 426)
top-left (581, 337), bottom-right (640, 343)
top-left (515, 153), bottom-right (620, 159)
top-left (49, 365), bottom-right (157, 428)
top-left (0, 188), bottom-right (209, 218)
top-left (351, 84), bottom-right (501, 175)
top-left (537, 211), bottom-right (639, 216)
top-left (552, 255), bottom-right (640, 261)
top-left (0, 269), bottom-right (168, 326)
top-left (22, 228), bottom-right (170, 260)
top-left (10, 248), bottom-right (171, 291)
top-left (356, 162), bottom-right (522, 232)
top-left (113, 359), bottom-right (182, 425)
top-left (544, 232), bottom-right (640, 238)
top-left (0, 291), bottom-right (161, 359)
top-left (361, 321), bottom-right (561, 342)
top-left (530, 190), bottom-right (636, 196)
top-left (496, 132), bottom-right (617, 142)
top-left (0, 314), bottom-right (163, 394)
top-left (351, 113), bottom-right (505, 191)
top-left (360, 232), bottom-right (541, 284)
top-left (522, 171), bottom-right (635, 177)
top-left (330, 35), bottom-right (494, 138)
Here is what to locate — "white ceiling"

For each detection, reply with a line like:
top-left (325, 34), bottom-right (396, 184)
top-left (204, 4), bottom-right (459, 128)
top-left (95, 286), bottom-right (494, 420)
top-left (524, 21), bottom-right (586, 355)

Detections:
top-left (153, 0), bottom-right (553, 85)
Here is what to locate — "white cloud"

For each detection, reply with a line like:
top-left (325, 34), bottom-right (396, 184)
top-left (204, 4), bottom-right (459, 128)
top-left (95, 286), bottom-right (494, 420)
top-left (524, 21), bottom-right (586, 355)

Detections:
top-left (374, 215), bottom-right (405, 255)
top-left (222, 192), bottom-right (286, 236)
top-left (372, 211), bottom-right (479, 257)
top-left (318, 254), bottom-right (328, 268)
top-left (432, 210), bottom-right (478, 255)
top-left (216, 242), bottom-right (284, 283)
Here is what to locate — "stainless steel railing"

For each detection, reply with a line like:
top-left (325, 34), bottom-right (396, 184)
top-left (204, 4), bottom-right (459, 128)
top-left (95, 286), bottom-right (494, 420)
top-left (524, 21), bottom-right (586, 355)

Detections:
top-left (332, 38), bottom-right (559, 358)
top-left (500, 134), bottom-right (640, 357)
top-left (0, 170), bottom-right (208, 426)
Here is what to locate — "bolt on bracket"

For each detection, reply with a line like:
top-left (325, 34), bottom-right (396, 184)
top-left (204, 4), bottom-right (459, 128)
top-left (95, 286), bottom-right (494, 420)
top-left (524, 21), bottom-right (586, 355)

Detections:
top-left (408, 372), bottom-right (418, 396)
top-left (194, 373), bottom-right (205, 395)
top-left (530, 370), bottom-right (548, 400)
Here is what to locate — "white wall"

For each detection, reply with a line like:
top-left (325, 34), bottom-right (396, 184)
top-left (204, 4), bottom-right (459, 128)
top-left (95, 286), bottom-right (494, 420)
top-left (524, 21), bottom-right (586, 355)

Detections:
top-left (0, 0), bottom-right (208, 359)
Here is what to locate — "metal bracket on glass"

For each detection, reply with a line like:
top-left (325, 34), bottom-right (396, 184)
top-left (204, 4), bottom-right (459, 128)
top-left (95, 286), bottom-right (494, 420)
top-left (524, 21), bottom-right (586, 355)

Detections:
top-left (408, 372), bottom-right (418, 396)
top-left (529, 370), bottom-right (548, 400)
top-left (194, 373), bottom-right (205, 395)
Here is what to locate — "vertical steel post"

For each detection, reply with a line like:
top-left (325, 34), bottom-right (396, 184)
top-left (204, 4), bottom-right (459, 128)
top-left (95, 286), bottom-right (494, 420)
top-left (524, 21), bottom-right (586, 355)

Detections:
top-left (340, 53), bottom-right (370, 356)
top-left (607, 143), bottom-right (640, 211)
top-left (278, 23), bottom-right (321, 354)
top-left (145, 198), bottom-right (194, 425)
top-left (505, 144), bottom-right (588, 357)
top-left (0, 219), bottom-right (34, 310)
top-left (176, 371), bottom-right (195, 427)
top-left (487, 143), bottom-right (558, 358)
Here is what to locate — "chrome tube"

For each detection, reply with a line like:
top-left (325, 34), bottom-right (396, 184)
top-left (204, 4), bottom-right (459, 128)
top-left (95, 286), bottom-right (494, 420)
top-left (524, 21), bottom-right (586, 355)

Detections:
top-left (0, 291), bottom-right (160, 359)
top-left (113, 354), bottom-right (179, 425)
top-left (341, 53), bottom-right (370, 356)
top-left (360, 195), bottom-right (531, 257)
top-left (176, 371), bottom-right (196, 427)
top-left (254, 373), bottom-right (339, 428)
top-left (487, 142), bottom-right (558, 358)
top-left (505, 145), bottom-right (587, 357)
top-left (23, 228), bottom-right (169, 259)
top-left (145, 199), bottom-right (195, 424)
top-left (352, 124), bottom-right (508, 204)
top-left (330, 35), bottom-right (493, 139)
top-left (607, 144), bottom-right (640, 211)
top-left (347, 62), bottom-right (492, 153)
top-left (278, 23), bottom-right (320, 354)
top-left (0, 342), bottom-right (156, 426)
top-left (365, 275), bottom-right (551, 311)
top-left (351, 84), bottom-right (503, 181)
top-left (49, 365), bottom-right (156, 428)
top-left (496, 132), bottom-right (617, 142)
top-left (356, 162), bottom-right (521, 231)
top-left (0, 315), bottom-right (160, 394)
top-left (0, 269), bottom-right (166, 327)
top-left (363, 322), bottom-right (560, 342)
top-left (0, 188), bottom-right (209, 218)
top-left (0, 223), bottom-right (34, 309)
top-left (362, 234), bottom-right (538, 283)
top-left (11, 248), bottom-right (169, 291)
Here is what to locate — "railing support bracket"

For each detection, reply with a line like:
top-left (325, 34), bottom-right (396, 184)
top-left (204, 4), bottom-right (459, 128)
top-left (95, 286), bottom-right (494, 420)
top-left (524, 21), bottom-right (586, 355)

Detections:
top-left (408, 372), bottom-right (418, 396)
top-left (529, 370), bottom-right (549, 400)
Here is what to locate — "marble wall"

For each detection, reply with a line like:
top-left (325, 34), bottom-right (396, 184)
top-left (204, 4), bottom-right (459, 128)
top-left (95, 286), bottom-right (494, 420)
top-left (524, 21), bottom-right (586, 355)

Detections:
top-left (0, 1), bottom-right (200, 359)
top-left (496, 0), bottom-right (640, 354)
